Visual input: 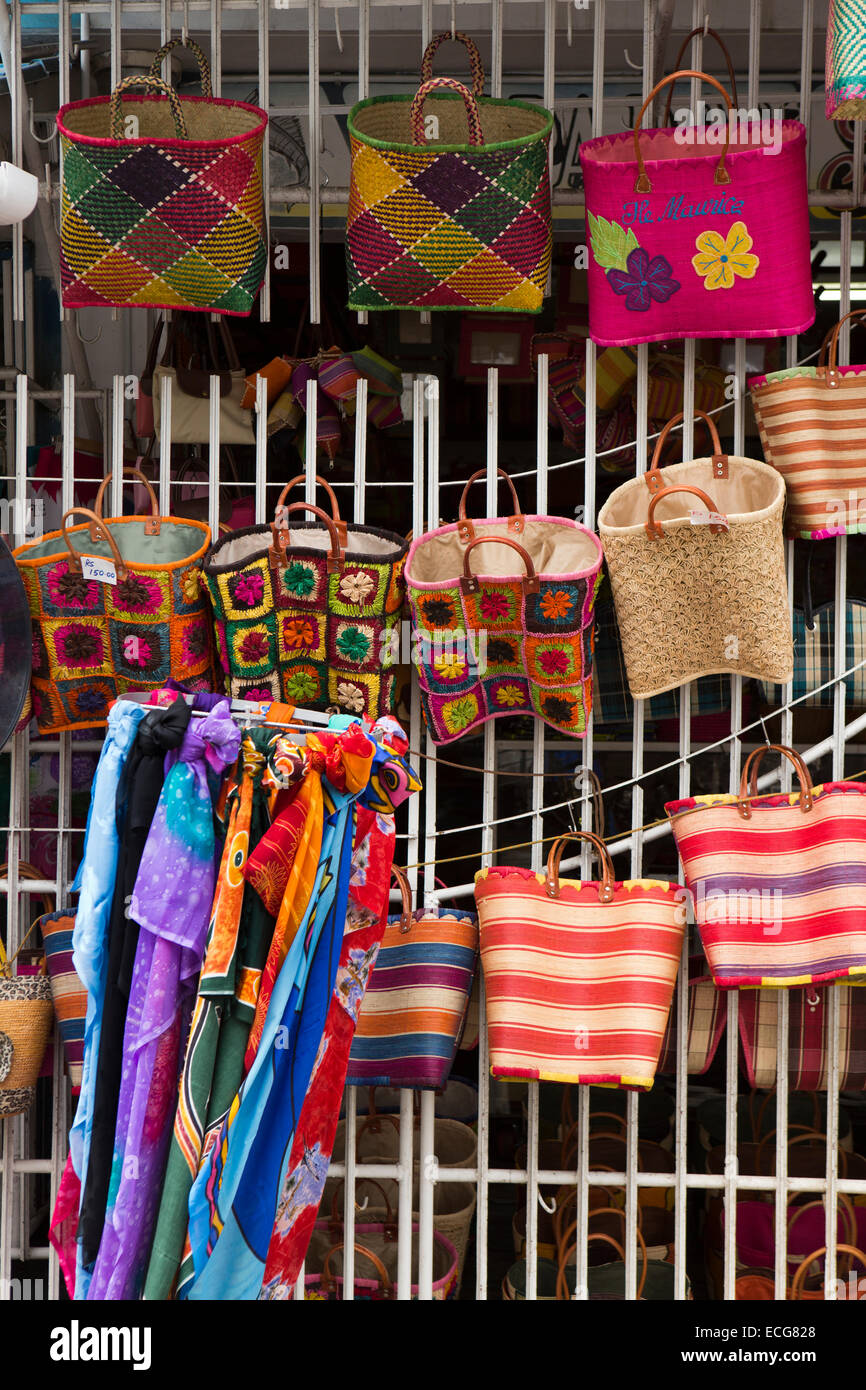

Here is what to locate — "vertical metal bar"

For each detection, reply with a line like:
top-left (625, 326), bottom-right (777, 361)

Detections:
top-left (255, 373), bottom-right (267, 525)
top-left (10, 0), bottom-right (23, 323)
top-left (308, 0), bottom-right (321, 324)
top-left (111, 375), bottom-right (125, 517)
top-left (354, 377), bottom-right (368, 524)
top-left (343, 1085), bottom-right (357, 1299)
top-left (396, 1086), bottom-right (413, 1299)
top-left (159, 371), bottom-right (172, 517)
top-left (305, 380), bottom-right (318, 502)
top-left (211, 0), bottom-right (223, 96)
top-left (208, 373), bottom-right (221, 540)
top-left (490, 0), bottom-right (503, 98)
top-left (259, 0), bottom-right (271, 321)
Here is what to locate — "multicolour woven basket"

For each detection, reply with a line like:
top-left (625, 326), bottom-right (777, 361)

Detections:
top-left (404, 468), bottom-right (603, 743)
top-left (827, 0), bottom-right (866, 118)
top-left (13, 471), bottom-right (214, 734)
top-left (201, 474), bottom-right (408, 719)
top-left (346, 32), bottom-right (552, 312)
top-left (56, 39), bottom-right (267, 315)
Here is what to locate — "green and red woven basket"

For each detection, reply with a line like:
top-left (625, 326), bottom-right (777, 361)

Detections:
top-left (56, 39), bottom-right (267, 315)
top-left (346, 33), bottom-right (553, 313)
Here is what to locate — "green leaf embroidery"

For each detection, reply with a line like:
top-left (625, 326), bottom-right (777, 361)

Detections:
top-left (587, 213), bottom-right (639, 272)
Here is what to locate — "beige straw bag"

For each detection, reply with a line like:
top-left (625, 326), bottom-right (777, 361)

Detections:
top-left (597, 410), bottom-right (792, 699)
top-left (0, 863), bottom-right (55, 1117)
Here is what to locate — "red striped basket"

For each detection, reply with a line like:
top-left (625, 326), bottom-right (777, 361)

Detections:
top-left (474, 832), bottom-right (687, 1090)
top-left (667, 744), bottom-right (866, 989)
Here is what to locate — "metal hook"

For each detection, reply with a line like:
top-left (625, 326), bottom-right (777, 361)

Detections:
top-left (355, 1195), bottom-right (369, 1211)
top-left (704, 13), bottom-right (710, 36)
top-left (334, 6), bottom-right (344, 54)
top-left (538, 1190), bottom-right (557, 1215)
top-left (805, 987), bottom-right (820, 1009)
top-left (758, 715), bottom-right (773, 748)
top-left (566, 3), bottom-right (573, 47)
top-left (623, 47), bottom-right (643, 72)
top-left (74, 315), bottom-right (102, 344)
top-left (451, 0), bottom-right (456, 39)
top-left (28, 97), bottom-right (57, 145)
top-left (182, 0), bottom-right (190, 43)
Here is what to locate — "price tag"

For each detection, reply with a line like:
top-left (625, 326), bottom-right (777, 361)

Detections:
top-left (688, 510), bottom-right (729, 531)
top-left (81, 554), bottom-right (118, 586)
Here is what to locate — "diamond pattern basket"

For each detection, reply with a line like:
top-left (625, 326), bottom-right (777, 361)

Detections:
top-left (346, 32), bottom-right (552, 312)
top-left (56, 39), bottom-right (267, 315)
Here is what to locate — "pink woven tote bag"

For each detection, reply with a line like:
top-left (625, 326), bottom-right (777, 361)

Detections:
top-left (474, 831), bottom-right (687, 1090)
top-left (667, 745), bottom-right (866, 990)
top-left (579, 70), bottom-right (814, 346)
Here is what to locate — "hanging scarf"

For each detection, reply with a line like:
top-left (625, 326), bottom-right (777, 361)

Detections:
top-left (77, 697), bottom-right (193, 1270)
top-left (65, 698), bottom-right (147, 1300)
top-left (143, 727), bottom-right (293, 1301)
top-left (259, 720), bottom-right (420, 1298)
top-left (85, 700), bottom-right (240, 1300)
top-left (184, 723), bottom-right (375, 1300)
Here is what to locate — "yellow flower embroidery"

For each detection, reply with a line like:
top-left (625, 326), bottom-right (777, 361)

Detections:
top-left (495, 684), bottom-right (526, 708)
top-left (433, 653), bottom-right (466, 680)
top-left (182, 567), bottom-right (202, 602)
top-left (691, 221), bottom-right (759, 290)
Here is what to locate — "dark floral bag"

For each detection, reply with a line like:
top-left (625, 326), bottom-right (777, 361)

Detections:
top-left (13, 468), bottom-right (214, 733)
top-left (201, 474), bottom-right (407, 718)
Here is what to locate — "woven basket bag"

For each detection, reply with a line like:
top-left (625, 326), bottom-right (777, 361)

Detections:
top-left (345, 866), bottom-right (479, 1090)
top-left (597, 410), bottom-right (792, 699)
top-left (749, 309), bottom-right (866, 539)
top-left (0, 871), bottom-right (54, 1117)
top-left (404, 468), bottom-right (603, 743)
top-left (475, 831), bottom-right (687, 1090)
top-left (827, 0), bottom-right (866, 117)
top-left (346, 31), bottom-right (552, 312)
top-left (14, 469), bottom-right (214, 734)
top-left (56, 38), bottom-right (267, 315)
top-left (201, 473), bottom-right (407, 718)
top-left (667, 744), bottom-right (866, 990)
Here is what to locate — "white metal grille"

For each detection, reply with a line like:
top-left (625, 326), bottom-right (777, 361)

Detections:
top-left (2, 0), bottom-right (865, 1303)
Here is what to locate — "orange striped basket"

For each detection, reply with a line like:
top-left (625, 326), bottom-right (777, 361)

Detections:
top-left (667, 743), bottom-right (866, 989)
top-left (749, 308), bottom-right (866, 539)
top-left (474, 832), bottom-right (687, 1090)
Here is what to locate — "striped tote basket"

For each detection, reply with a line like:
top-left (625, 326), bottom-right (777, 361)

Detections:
top-left (346, 867), bottom-right (479, 1090)
top-left (474, 832), bottom-right (687, 1090)
top-left (667, 744), bottom-right (866, 989)
top-left (749, 309), bottom-right (866, 539)
top-left (827, 0), bottom-right (866, 117)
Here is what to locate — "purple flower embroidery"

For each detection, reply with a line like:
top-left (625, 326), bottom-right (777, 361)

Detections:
top-left (606, 247), bottom-right (680, 312)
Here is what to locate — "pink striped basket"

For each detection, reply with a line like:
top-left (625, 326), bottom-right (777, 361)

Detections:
top-left (474, 832), bottom-right (687, 1090)
top-left (579, 69), bottom-right (814, 346)
top-left (667, 744), bottom-right (866, 989)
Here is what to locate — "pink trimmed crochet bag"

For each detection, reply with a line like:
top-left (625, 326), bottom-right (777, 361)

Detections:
top-left (404, 470), bottom-right (603, 743)
top-left (579, 69), bottom-right (814, 347)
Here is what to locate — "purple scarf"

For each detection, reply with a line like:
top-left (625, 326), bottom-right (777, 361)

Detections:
top-left (86, 699), bottom-right (240, 1300)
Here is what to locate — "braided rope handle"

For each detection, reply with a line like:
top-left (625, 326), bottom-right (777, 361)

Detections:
top-left (109, 75), bottom-right (188, 140)
top-left (410, 77), bottom-right (484, 146)
top-left (420, 31), bottom-right (485, 95)
top-left (148, 36), bottom-right (212, 96)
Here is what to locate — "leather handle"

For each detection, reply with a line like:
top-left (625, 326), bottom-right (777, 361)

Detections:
top-left (456, 468), bottom-right (524, 541)
top-left (460, 534), bottom-right (539, 596)
top-left (61, 507), bottom-right (128, 582)
top-left (790, 1244), bottom-right (866, 1300)
top-left (646, 409), bottom-right (727, 492)
top-left (633, 70), bottom-right (733, 193)
top-left (320, 1242), bottom-right (394, 1298)
top-left (545, 831), bottom-right (615, 903)
top-left (661, 28), bottom-right (739, 123)
top-left (93, 467), bottom-right (160, 535)
top-left (390, 864), bottom-right (414, 934)
top-left (329, 1177), bottom-right (396, 1228)
top-left (275, 474), bottom-right (348, 548)
top-left (756, 1128), bottom-right (848, 1178)
top-left (737, 744), bottom-right (814, 819)
top-left (645, 484), bottom-right (726, 538)
top-left (420, 31), bottom-right (485, 95)
top-left (557, 1231), bottom-right (648, 1302)
top-left (409, 76), bottom-right (484, 146)
top-left (270, 501), bottom-right (343, 574)
top-left (787, 1195), bottom-right (858, 1249)
top-left (822, 309), bottom-right (866, 376)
